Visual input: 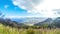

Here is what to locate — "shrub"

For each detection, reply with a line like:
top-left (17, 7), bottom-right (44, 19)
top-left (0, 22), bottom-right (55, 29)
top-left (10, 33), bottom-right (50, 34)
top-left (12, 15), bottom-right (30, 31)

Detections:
top-left (26, 29), bottom-right (34, 34)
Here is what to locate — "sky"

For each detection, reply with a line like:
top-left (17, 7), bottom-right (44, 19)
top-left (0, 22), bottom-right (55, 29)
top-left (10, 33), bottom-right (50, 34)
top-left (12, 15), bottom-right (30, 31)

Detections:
top-left (0, 0), bottom-right (60, 18)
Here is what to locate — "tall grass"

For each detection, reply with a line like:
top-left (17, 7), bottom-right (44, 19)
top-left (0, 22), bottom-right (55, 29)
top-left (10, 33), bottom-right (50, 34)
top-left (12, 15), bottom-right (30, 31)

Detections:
top-left (0, 24), bottom-right (60, 34)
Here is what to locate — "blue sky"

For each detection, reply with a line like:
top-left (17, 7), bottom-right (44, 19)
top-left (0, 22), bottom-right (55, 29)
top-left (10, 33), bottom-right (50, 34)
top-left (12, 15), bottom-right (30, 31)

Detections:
top-left (0, 0), bottom-right (30, 18)
top-left (0, 0), bottom-right (60, 18)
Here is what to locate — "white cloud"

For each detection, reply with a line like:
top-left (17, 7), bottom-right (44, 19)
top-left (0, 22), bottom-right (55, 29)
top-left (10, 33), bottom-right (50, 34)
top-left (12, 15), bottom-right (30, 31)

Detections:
top-left (12, 0), bottom-right (60, 18)
top-left (12, 0), bottom-right (40, 10)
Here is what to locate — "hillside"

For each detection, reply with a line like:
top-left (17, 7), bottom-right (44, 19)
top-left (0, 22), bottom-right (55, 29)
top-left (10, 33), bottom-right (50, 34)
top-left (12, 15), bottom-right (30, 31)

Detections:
top-left (34, 18), bottom-right (53, 26)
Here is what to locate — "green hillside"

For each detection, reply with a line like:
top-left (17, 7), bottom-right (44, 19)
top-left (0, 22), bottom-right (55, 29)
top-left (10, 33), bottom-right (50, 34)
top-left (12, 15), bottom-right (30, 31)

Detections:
top-left (0, 23), bottom-right (60, 34)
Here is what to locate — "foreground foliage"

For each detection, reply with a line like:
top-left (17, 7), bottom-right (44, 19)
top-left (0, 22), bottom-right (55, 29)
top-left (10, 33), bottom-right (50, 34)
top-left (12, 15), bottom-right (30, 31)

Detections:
top-left (0, 24), bottom-right (60, 34)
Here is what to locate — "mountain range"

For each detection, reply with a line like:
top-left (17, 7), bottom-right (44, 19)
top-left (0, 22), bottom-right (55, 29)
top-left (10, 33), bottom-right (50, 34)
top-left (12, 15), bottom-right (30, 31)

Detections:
top-left (7, 17), bottom-right (60, 26)
top-left (10, 17), bottom-right (47, 25)
top-left (0, 17), bottom-right (60, 27)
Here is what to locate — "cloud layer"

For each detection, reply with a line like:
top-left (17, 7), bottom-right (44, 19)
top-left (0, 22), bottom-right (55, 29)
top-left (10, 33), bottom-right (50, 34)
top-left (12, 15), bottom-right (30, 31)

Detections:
top-left (12, 0), bottom-right (41, 10)
top-left (12, 0), bottom-right (60, 18)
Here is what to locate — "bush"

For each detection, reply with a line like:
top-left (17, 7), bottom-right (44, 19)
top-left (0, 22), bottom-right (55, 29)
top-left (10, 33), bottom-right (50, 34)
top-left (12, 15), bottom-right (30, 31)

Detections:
top-left (26, 29), bottom-right (34, 34)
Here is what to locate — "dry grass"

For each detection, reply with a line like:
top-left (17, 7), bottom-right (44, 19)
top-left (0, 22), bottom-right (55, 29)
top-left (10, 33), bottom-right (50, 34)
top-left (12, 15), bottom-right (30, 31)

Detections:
top-left (0, 24), bottom-right (60, 34)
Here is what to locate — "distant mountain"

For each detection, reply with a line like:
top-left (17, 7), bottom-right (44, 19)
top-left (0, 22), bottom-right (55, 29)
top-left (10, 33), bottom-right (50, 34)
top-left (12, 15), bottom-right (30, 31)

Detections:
top-left (34, 18), bottom-right (53, 26)
top-left (9, 17), bottom-right (60, 26)
top-left (53, 17), bottom-right (60, 23)
top-left (10, 17), bottom-right (47, 25)
top-left (1, 17), bottom-right (60, 27)
top-left (52, 17), bottom-right (60, 27)
top-left (0, 17), bottom-right (60, 28)
top-left (0, 18), bottom-right (25, 28)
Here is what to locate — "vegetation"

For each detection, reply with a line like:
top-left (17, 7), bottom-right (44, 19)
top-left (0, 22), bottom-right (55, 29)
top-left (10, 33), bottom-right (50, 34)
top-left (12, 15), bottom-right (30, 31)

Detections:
top-left (0, 23), bottom-right (60, 34)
